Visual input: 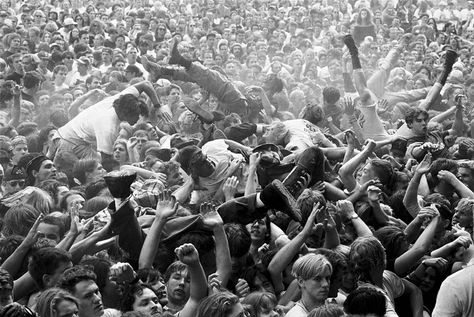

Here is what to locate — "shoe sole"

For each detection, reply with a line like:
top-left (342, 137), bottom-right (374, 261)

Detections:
top-left (272, 180), bottom-right (302, 222)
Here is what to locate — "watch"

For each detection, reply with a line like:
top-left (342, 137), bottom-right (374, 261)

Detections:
top-left (350, 214), bottom-right (359, 220)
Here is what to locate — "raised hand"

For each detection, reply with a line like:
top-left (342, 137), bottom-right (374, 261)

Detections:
top-left (222, 176), bottom-right (239, 201)
top-left (249, 152), bottom-right (261, 168)
top-left (156, 190), bottom-right (179, 219)
top-left (437, 170), bottom-right (457, 184)
top-left (453, 235), bottom-right (473, 249)
top-left (235, 278), bottom-right (250, 298)
top-left (175, 243), bottom-right (200, 266)
top-left (313, 181), bottom-right (326, 194)
top-left (315, 204), bottom-right (336, 231)
top-left (341, 97), bottom-right (355, 116)
top-left (24, 214), bottom-right (43, 246)
top-left (109, 262), bottom-right (137, 285)
top-left (154, 172), bottom-right (167, 184)
top-left (336, 200), bottom-right (357, 221)
top-left (367, 185), bottom-right (382, 204)
top-left (422, 257), bottom-right (448, 272)
top-left (207, 272), bottom-right (222, 295)
top-left (376, 99), bottom-right (389, 113)
top-left (200, 202), bottom-right (223, 229)
top-left (415, 153), bottom-right (432, 175)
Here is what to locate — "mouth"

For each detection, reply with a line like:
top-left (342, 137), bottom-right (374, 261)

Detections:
top-left (94, 304), bottom-right (104, 312)
top-left (174, 289), bottom-right (185, 297)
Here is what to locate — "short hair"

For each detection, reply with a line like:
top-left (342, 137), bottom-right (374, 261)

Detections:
top-left (40, 215), bottom-right (66, 240)
top-left (349, 237), bottom-right (386, 282)
top-left (291, 254), bottom-right (332, 281)
top-left (112, 94), bottom-right (149, 119)
top-left (0, 303), bottom-right (37, 317)
top-left (374, 226), bottom-right (408, 261)
top-left (196, 292), bottom-right (240, 317)
top-left (163, 261), bottom-right (188, 282)
top-left (224, 223), bottom-right (251, 258)
top-left (38, 179), bottom-right (67, 206)
top-left (79, 257), bottom-right (112, 292)
top-left (322, 87), bottom-right (340, 105)
top-left (23, 71), bottom-right (42, 89)
top-left (2, 203), bottom-right (41, 237)
top-left (430, 158), bottom-right (458, 185)
top-left (28, 247), bottom-right (71, 289)
top-left (455, 198), bottom-right (474, 216)
top-left (308, 303), bottom-right (344, 317)
top-left (301, 104), bottom-right (325, 125)
top-left (58, 265), bottom-right (97, 294)
top-left (36, 287), bottom-right (79, 317)
top-left (405, 108), bottom-right (428, 127)
top-left (343, 287), bottom-right (386, 317)
top-left (0, 236), bottom-right (23, 266)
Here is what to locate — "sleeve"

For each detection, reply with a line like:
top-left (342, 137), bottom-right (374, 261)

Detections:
top-left (224, 123), bottom-right (257, 142)
top-left (432, 277), bottom-right (463, 317)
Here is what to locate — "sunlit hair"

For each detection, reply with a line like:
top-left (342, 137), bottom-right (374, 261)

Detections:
top-left (242, 292), bottom-right (277, 317)
top-left (2, 186), bottom-right (54, 214)
top-left (291, 254), bottom-right (332, 281)
top-left (349, 237), bottom-right (386, 282)
top-left (265, 122), bottom-right (288, 144)
top-left (196, 292), bottom-right (240, 317)
top-left (308, 303), bottom-right (344, 317)
top-left (36, 287), bottom-right (79, 317)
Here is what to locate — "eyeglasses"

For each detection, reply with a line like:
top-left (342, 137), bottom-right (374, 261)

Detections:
top-left (7, 180), bottom-right (24, 187)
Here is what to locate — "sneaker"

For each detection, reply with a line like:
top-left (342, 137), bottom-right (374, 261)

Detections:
top-left (261, 180), bottom-right (302, 222)
top-left (283, 167), bottom-right (311, 199)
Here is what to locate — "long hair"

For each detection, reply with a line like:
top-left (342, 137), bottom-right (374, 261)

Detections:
top-left (36, 288), bottom-right (79, 317)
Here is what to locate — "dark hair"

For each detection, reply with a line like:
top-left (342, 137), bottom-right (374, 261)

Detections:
top-left (322, 87), bottom-right (341, 105)
top-left (23, 71), bottom-right (42, 89)
top-left (405, 108), bottom-right (428, 127)
top-left (224, 223), bottom-right (251, 258)
top-left (0, 303), bottom-right (37, 317)
top-left (58, 265), bottom-right (97, 293)
top-left (301, 104), bottom-right (325, 125)
top-left (84, 179), bottom-right (109, 200)
top-left (79, 257), bottom-right (112, 292)
top-left (28, 247), bottom-right (71, 289)
top-left (121, 283), bottom-right (156, 313)
top-left (0, 268), bottom-right (13, 288)
top-left (313, 249), bottom-right (346, 297)
top-left (113, 94), bottom-right (149, 120)
top-left (40, 215), bottom-right (66, 240)
top-left (374, 226), bottom-right (408, 261)
top-left (0, 236), bottom-right (22, 266)
top-left (344, 287), bottom-right (386, 317)
top-left (430, 158), bottom-right (458, 185)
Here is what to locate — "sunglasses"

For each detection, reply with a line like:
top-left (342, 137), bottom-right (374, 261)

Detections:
top-left (7, 179), bottom-right (24, 187)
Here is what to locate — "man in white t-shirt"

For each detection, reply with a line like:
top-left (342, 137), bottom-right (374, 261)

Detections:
top-left (56, 81), bottom-right (161, 161)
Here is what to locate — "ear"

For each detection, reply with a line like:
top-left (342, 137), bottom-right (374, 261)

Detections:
top-left (43, 274), bottom-right (51, 288)
top-left (32, 169), bottom-right (38, 178)
top-left (296, 276), bottom-right (305, 289)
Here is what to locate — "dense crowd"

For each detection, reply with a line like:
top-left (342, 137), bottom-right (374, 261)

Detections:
top-left (0, 0), bottom-right (474, 316)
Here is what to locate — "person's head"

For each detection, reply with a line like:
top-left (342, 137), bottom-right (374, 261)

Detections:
top-left (224, 223), bottom-right (251, 270)
top-left (23, 71), bottom-right (42, 92)
top-left (2, 203), bottom-right (41, 237)
top-left (357, 159), bottom-right (395, 193)
top-left (430, 158), bottom-right (458, 194)
top-left (37, 214), bottom-right (65, 243)
top-left (374, 226), bottom-right (409, 261)
top-left (0, 303), bottom-right (37, 317)
top-left (292, 254), bottom-right (332, 305)
top-left (113, 139), bottom-right (129, 164)
top-left (458, 161), bottom-right (474, 190)
top-left (453, 198), bottom-right (474, 229)
top-left (58, 266), bottom-right (104, 317)
top-left (72, 159), bottom-right (105, 186)
top-left (37, 287), bottom-right (79, 317)
top-left (313, 249), bottom-right (346, 298)
top-left (132, 130), bottom-right (149, 153)
top-left (196, 292), bottom-right (244, 317)
top-left (405, 108), bottom-right (429, 135)
top-left (308, 303), bottom-right (344, 317)
top-left (263, 122), bottom-right (288, 145)
top-left (59, 190), bottom-right (85, 213)
top-left (242, 292), bottom-right (280, 317)
top-left (25, 155), bottom-right (57, 186)
top-left (2, 166), bottom-right (25, 195)
top-left (11, 136), bottom-right (28, 165)
top-left (28, 247), bottom-right (72, 290)
top-left (343, 287), bottom-right (386, 317)
top-left (52, 65), bottom-right (68, 84)
top-left (322, 87), bottom-right (340, 106)
top-left (0, 269), bottom-right (13, 309)
top-left (113, 94), bottom-right (149, 125)
top-left (349, 237), bottom-right (386, 284)
top-left (121, 283), bottom-right (162, 317)
top-left (178, 146), bottom-right (215, 179)
top-left (163, 261), bottom-right (190, 307)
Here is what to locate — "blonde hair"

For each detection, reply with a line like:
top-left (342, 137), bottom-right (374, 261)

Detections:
top-left (292, 254), bottom-right (332, 281)
top-left (265, 122), bottom-right (288, 144)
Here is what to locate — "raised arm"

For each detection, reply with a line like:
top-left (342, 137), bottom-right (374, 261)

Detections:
top-left (176, 244), bottom-right (208, 317)
top-left (139, 190), bottom-right (178, 269)
top-left (134, 80), bottom-right (162, 108)
top-left (200, 203), bottom-right (232, 288)
top-left (337, 200), bottom-right (373, 237)
top-left (338, 139), bottom-right (376, 192)
top-left (403, 154), bottom-right (432, 217)
top-left (437, 170), bottom-right (474, 199)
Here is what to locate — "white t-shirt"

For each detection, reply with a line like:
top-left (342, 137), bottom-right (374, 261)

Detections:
top-left (58, 86), bottom-right (139, 155)
top-left (283, 119), bottom-right (323, 151)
